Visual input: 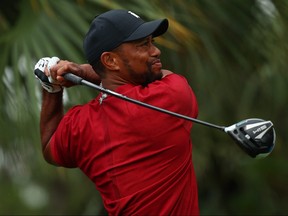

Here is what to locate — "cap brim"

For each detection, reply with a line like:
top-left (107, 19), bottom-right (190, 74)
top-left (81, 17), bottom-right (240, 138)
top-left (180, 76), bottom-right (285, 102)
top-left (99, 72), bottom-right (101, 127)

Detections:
top-left (124, 19), bottom-right (168, 42)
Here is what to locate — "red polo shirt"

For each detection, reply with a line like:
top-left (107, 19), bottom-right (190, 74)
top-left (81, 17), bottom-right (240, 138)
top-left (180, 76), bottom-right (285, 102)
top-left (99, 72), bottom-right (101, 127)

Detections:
top-left (50, 73), bottom-right (199, 215)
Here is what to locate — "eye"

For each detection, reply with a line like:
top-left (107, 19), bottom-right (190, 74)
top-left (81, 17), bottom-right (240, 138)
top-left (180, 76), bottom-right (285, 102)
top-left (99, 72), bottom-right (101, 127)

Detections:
top-left (141, 40), bottom-right (149, 46)
top-left (141, 38), bottom-right (155, 47)
top-left (135, 37), bottom-right (155, 48)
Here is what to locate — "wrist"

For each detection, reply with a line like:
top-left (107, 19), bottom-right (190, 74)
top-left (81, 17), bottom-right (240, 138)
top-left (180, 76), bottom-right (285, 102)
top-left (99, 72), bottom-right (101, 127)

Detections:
top-left (41, 83), bottom-right (63, 93)
top-left (81, 64), bottom-right (101, 84)
top-left (42, 87), bottom-right (63, 97)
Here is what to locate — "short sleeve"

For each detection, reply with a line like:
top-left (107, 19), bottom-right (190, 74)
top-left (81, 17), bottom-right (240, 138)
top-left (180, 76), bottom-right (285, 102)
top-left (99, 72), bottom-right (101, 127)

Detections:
top-left (49, 106), bottom-right (83, 168)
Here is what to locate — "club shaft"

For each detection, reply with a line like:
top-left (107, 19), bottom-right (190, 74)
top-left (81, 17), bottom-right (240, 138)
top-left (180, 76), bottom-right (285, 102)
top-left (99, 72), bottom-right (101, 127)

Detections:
top-left (64, 73), bottom-right (225, 131)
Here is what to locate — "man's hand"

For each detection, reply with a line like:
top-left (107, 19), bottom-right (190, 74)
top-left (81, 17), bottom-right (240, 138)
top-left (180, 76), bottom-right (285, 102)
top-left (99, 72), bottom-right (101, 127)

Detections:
top-left (35, 56), bottom-right (101, 90)
top-left (34, 57), bottom-right (63, 93)
top-left (50, 61), bottom-right (101, 86)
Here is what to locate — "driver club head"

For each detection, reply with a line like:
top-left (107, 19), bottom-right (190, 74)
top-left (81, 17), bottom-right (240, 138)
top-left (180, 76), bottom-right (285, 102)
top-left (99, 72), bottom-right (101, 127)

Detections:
top-left (224, 118), bottom-right (276, 158)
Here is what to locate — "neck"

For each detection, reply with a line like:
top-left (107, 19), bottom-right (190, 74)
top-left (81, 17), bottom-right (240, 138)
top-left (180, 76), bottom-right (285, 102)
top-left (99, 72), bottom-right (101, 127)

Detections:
top-left (100, 73), bottom-right (133, 91)
top-left (100, 69), bottom-right (172, 91)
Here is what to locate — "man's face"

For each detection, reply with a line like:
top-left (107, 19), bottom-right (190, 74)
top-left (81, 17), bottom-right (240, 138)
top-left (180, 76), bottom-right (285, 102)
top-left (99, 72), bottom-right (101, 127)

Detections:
top-left (114, 36), bottom-right (163, 86)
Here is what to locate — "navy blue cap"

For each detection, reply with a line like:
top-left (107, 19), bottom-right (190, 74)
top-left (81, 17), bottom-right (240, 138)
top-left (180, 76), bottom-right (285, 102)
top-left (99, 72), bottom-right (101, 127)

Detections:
top-left (83, 9), bottom-right (169, 65)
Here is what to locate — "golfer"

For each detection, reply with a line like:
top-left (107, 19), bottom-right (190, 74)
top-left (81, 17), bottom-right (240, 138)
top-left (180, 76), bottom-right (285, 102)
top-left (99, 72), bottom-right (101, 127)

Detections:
top-left (35, 9), bottom-right (199, 215)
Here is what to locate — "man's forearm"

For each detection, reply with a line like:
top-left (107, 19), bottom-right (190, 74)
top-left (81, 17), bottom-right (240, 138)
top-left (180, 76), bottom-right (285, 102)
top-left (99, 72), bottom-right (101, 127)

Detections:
top-left (80, 64), bottom-right (101, 84)
top-left (40, 89), bottom-right (64, 151)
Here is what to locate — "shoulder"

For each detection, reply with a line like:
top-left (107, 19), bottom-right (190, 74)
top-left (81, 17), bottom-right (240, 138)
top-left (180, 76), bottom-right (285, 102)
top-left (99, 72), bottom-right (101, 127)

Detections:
top-left (134, 71), bottom-right (195, 106)
top-left (62, 98), bottom-right (100, 123)
top-left (161, 69), bottom-right (173, 77)
top-left (160, 71), bottom-right (191, 93)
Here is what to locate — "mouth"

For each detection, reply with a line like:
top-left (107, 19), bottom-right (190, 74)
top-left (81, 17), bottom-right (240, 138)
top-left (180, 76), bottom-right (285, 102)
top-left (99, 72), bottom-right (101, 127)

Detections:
top-left (151, 59), bottom-right (162, 69)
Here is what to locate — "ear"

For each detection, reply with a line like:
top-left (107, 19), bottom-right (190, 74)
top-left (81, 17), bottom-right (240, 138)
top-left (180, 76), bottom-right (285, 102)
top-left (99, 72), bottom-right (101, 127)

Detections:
top-left (100, 52), bottom-right (120, 71)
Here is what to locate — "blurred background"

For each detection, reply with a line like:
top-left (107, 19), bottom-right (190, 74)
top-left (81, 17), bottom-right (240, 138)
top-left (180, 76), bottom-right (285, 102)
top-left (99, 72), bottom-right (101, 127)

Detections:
top-left (0, 0), bottom-right (287, 215)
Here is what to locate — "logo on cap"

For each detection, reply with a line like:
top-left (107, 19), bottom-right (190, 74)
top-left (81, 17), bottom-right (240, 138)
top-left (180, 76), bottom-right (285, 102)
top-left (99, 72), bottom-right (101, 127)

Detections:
top-left (128, 11), bottom-right (140, 18)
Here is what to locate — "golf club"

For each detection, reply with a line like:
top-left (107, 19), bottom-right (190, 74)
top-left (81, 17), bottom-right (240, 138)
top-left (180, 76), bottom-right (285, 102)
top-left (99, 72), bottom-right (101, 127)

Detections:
top-left (62, 73), bottom-right (276, 158)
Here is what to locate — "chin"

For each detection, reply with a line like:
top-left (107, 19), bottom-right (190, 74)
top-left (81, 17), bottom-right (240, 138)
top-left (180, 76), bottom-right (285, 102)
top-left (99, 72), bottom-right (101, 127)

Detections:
top-left (155, 70), bottom-right (164, 80)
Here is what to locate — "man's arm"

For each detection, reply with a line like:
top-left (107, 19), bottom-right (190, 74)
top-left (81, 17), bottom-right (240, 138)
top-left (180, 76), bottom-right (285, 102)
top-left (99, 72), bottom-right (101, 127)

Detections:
top-left (50, 61), bottom-right (101, 86)
top-left (35, 57), bottom-right (102, 165)
top-left (40, 89), bottom-right (64, 165)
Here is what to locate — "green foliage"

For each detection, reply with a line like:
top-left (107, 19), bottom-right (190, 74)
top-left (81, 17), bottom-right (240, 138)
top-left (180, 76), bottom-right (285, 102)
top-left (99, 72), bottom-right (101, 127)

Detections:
top-left (0, 0), bottom-right (287, 215)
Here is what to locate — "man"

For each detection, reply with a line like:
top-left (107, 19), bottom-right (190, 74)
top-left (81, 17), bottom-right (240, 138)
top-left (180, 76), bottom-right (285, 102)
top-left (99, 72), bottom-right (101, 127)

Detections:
top-left (35, 9), bottom-right (199, 215)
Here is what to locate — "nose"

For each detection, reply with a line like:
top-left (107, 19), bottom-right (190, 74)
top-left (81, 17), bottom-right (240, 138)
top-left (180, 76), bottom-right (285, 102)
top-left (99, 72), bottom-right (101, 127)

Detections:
top-left (150, 43), bottom-right (161, 58)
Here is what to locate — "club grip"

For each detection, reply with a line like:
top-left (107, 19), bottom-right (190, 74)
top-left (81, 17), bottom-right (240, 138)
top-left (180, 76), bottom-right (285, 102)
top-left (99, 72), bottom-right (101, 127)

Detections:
top-left (63, 73), bottom-right (83, 85)
top-left (34, 69), bottom-right (50, 83)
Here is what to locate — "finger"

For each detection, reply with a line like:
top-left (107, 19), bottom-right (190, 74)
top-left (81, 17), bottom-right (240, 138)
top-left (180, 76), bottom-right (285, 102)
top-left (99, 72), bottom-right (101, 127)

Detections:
top-left (56, 76), bottom-right (65, 82)
top-left (44, 67), bottom-right (50, 76)
top-left (50, 60), bottom-right (69, 71)
top-left (48, 57), bottom-right (60, 73)
top-left (50, 61), bottom-right (71, 77)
